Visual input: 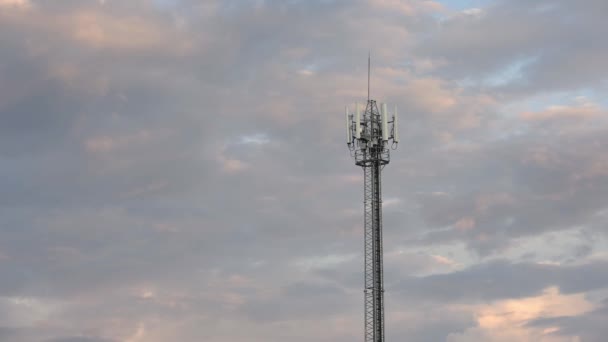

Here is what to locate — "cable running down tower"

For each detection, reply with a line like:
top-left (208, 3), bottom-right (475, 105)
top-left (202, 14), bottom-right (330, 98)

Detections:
top-left (345, 58), bottom-right (399, 342)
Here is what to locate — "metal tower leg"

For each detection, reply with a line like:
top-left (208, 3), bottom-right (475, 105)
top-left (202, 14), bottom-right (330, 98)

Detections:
top-left (373, 160), bottom-right (385, 342)
top-left (364, 159), bottom-right (385, 342)
top-left (364, 164), bottom-right (374, 342)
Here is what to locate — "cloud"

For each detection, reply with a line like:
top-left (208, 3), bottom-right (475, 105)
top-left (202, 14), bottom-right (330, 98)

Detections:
top-left (393, 260), bottom-right (608, 304)
top-left (528, 300), bottom-right (608, 342)
top-left (447, 287), bottom-right (593, 342)
top-left (46, 338), bottom-right (116, 342)
top-left (0, 0), bottom-right (607, 341)
top-left (520, 98), bottom-right (605, 121)
top-left (416, 0), bottom-right (608, 94)
top-left (0, 0), bottom-right (30, 9)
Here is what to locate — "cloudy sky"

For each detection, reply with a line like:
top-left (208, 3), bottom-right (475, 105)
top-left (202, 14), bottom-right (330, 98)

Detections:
top-left (1, 0), bottom-right (608, 341)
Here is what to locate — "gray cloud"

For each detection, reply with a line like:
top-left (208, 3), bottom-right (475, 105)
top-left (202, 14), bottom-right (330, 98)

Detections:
top-left (0, 0), bottom-right (607, 341)
top-left (416, 0), bottom-right (608, 94)
top-left (395, 260), bottom-right (608, 303)
top-left (528, 300), bottom-right (608, 342)
top-left (46, 338), bottom-right (116, 342)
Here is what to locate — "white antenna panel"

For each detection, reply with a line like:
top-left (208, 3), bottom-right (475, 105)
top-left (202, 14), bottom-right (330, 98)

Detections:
top-left (355, 103), bottom-right (361, 139)
top-left (394, 105), bottom-right (399, 143)
top-left (345, 106), bottom-right (352, 143)
top-left (382, 103), bottom-right (388, 141)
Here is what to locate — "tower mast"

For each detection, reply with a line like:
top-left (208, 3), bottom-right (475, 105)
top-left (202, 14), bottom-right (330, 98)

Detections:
top-left (345, 58), bottom-right (399, 342)
top-left (367, 52), bottom-right (371, 102)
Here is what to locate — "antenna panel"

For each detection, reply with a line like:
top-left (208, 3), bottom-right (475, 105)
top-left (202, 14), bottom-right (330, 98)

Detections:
top-left (393, 105), bottom-right (399, 143)
top-left (382, 103), bottom-right (388, 141)
top-left (345, 106), bottom-right (352, 143)
top-left (355, 103), bottom-right (361, 139)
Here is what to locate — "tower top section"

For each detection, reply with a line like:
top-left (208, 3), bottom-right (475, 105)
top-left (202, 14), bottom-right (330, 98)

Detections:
top-left (345, 56), bottom-right (399, 166)
top-left (345, 100), bottom-right (399, 167)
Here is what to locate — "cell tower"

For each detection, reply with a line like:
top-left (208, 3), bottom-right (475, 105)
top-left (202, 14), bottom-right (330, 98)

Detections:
top-left (345, 57), bottom-right (399, 342)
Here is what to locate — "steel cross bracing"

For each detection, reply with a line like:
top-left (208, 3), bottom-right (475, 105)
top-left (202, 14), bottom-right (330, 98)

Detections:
top-left (347, 99), bottom-right (396, 342)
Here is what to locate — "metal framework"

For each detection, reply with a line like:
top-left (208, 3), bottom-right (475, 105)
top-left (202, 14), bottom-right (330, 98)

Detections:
top-left (346, 97), bottom-right (398, 342)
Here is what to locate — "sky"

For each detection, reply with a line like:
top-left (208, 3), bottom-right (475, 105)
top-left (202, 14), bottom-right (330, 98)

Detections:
top-left (1, 0), bottom-right (607, 341)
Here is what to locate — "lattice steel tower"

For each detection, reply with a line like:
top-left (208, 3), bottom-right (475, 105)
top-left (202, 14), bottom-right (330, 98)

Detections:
top-left (345, 58), bottom-right (399, 342)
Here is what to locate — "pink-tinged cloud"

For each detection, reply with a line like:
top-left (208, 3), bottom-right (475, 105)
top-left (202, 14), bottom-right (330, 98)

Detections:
top-left (1, 6), bottom-right (193, 54)
top-left (406, 78), bottom-right (457, 113)
top-left (448, 287), bottom-right (594, 342)
top-left (520, 98), bottom-right (604, 121)
top-left (70, 12), bottom-right (185, 52)
top-left (431, 254), bottom-right (459, 266)
top-left (84, 129), bottom-right (171, 154)
top-left (454, 216), bottom-right (476, 231)
top-left (0, 0), bottom-right (30, 9)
